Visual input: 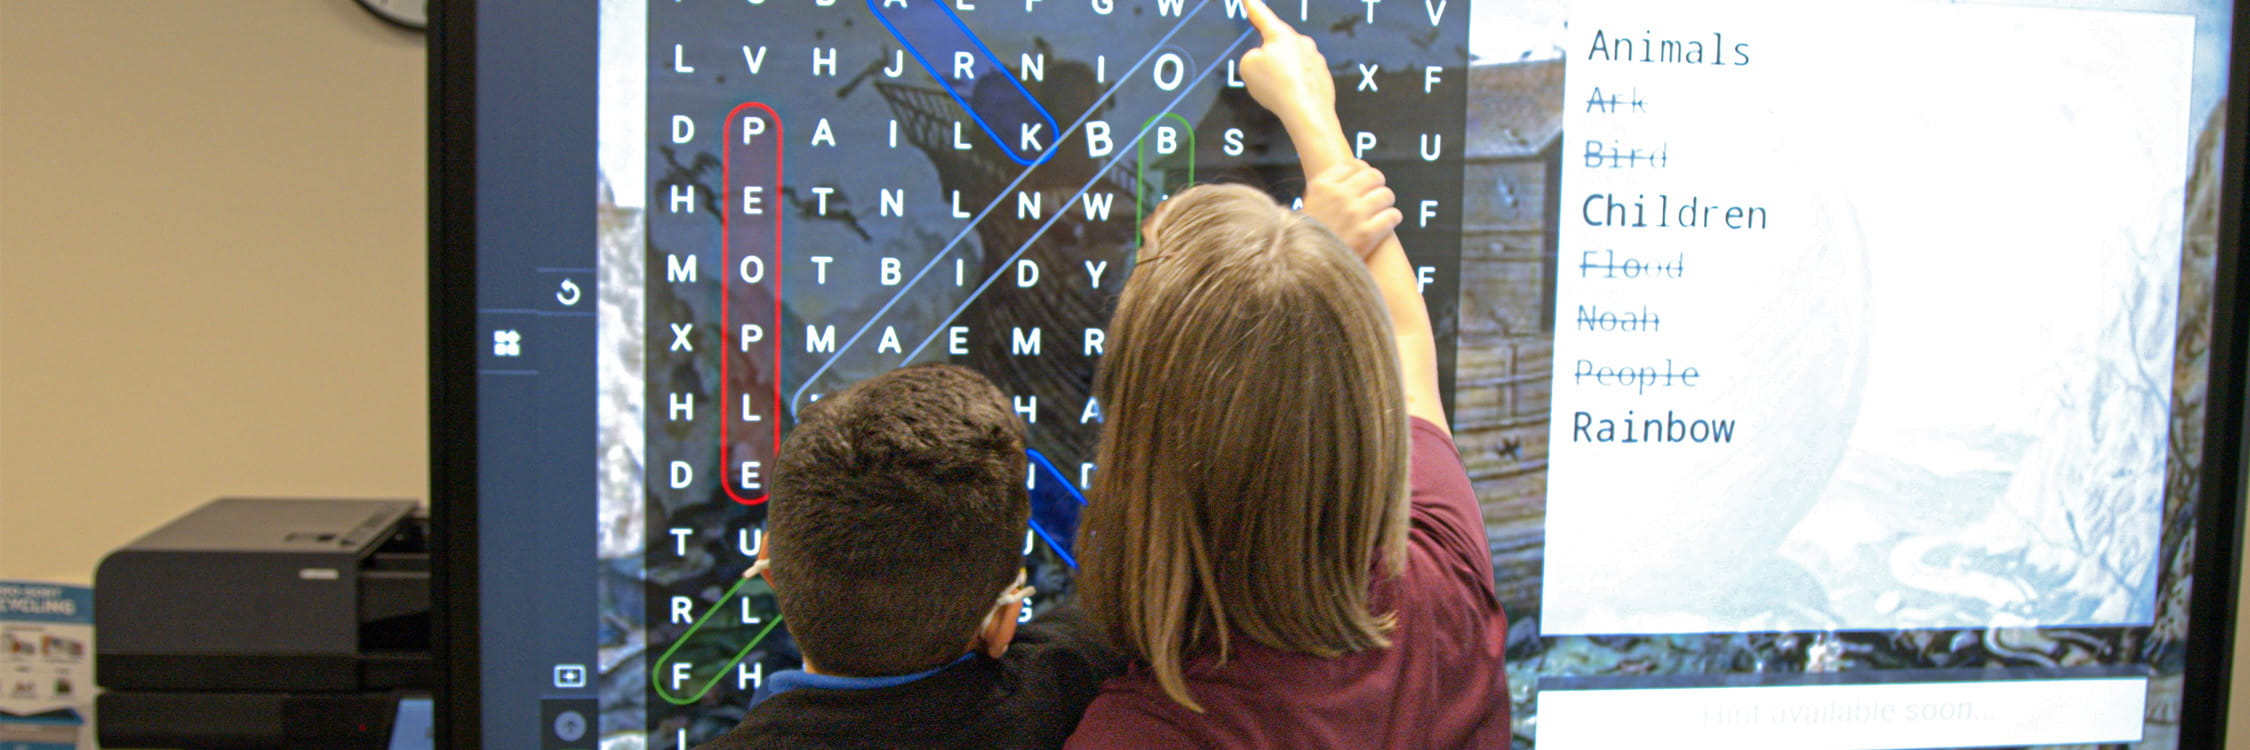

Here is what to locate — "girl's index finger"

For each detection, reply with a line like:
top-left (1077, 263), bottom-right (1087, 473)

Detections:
top-left (1242, 0), bottom-right (1294, 41)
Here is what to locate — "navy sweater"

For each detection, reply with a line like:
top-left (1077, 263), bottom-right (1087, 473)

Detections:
top-left (697, 608), bottom-right (1123, 750)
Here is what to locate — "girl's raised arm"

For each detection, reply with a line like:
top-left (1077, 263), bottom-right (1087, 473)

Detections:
top-left (1238, 0), bottom-right (1449, 432)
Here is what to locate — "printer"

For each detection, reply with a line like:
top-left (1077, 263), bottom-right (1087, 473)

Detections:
top-left (94, 498), bottom-right (432, 750)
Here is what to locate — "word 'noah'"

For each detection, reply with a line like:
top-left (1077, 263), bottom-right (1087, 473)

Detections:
top-left (1587, 30), bottom-right (1750, 66)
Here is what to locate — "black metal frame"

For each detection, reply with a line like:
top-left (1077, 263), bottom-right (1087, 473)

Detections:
top-left (2178, 3), bottom-right (2250, 746)
top-left (424, 0), bottom-right (2250, 746)
top-left (428, 0), bottom-right (479, 746)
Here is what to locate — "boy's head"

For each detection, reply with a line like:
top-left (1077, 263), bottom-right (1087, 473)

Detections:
top-left (765, 363), bottom-right (1031, 677)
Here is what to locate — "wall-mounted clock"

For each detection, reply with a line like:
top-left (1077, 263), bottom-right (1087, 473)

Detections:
top-left (355, 0), bottom-right (428, 31)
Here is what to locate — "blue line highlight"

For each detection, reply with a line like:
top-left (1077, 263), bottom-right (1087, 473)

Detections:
top-left (1029, 519), bottom-right (1078, 569)
top-left (868, 0), bottom-right (1062, 167)
top-left (1026, 448), bottom-right (1087, 567)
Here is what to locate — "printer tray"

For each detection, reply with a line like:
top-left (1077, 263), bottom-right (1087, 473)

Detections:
top-left (96, 649), bottom-right (431, 693)
top-left (97, 691), bottom-right (403, 750)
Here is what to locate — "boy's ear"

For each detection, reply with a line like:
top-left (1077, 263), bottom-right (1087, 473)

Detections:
top-left (973, 598), bottom-right (1022, 659)
top-left (748, 537), bottom-right (778, 594)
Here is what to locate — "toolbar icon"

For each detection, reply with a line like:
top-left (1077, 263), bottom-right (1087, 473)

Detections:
top-left (494, 330), bottom-right (524, 357)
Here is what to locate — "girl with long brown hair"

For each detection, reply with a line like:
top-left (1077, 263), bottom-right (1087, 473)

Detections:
top-left (1064, 1), bottom-right (1511, 746)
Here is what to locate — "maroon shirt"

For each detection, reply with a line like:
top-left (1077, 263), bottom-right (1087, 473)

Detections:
top-left (1063, 418), bottom-right (1512, 749)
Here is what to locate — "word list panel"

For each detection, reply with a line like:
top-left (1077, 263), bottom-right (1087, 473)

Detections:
top-left (1542, 0), bottom-right (2192, 636)
top-left (638, 0), bottom-right (1469, 742)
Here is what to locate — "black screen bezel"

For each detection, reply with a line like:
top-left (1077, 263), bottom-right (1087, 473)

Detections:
top-left (429, 0), bottom-right (481, 746)
top-left (427, 0), bottom-right (2250, 746)
top-left (2177, 2), bottom-right (2250, 745)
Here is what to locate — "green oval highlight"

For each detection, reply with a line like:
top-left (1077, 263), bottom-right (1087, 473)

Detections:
top-left (650, 574), bottom-right (786, 705)
top-left (1134, 113), bottom-right (1197, 246)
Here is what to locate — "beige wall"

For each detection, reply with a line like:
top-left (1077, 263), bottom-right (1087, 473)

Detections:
top-left (0, 1), bottom-right (427, 580)
top-left (1, 1), bottom-right (2247, 747)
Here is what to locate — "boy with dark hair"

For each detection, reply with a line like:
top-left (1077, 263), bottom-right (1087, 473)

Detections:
top-left (698, 363), bottom-right (1122, 750)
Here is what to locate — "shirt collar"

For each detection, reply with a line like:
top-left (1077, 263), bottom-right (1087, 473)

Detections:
top-left (751, 653), bottom-right (975, 707)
